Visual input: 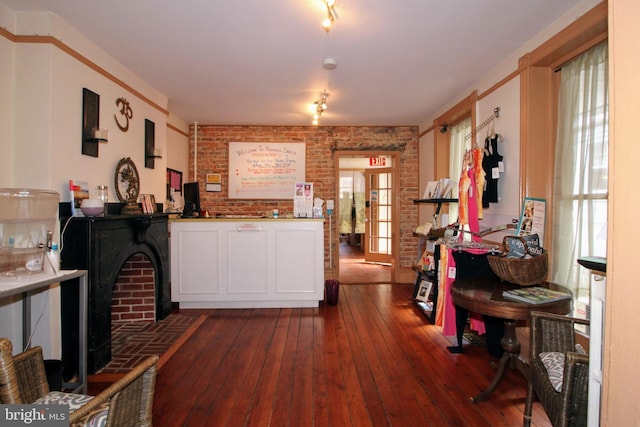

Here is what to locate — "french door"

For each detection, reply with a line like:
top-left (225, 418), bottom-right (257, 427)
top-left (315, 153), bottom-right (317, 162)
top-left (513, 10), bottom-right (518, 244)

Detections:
top-left (364, 168), bottom-right (393, 264)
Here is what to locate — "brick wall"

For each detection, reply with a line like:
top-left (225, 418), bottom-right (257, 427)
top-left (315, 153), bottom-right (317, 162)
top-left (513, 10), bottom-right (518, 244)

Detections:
top-left (189, 125), bottom-right (419, 279)
top-left (112, 254), bottom-right (155, 323)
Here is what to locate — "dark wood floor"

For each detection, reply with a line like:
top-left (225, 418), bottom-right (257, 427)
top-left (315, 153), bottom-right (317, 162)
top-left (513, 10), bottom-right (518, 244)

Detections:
top-left (151, 284), bottom-right (552, 426)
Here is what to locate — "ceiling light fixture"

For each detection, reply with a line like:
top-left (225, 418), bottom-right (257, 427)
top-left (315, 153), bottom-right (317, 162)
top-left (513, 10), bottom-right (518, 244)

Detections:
top-left (321, 0), bottom-right (339, 33)
top-left (322, 57), bottom-right (337, 70)
top-left (312, 90), bottom-right (329, 126)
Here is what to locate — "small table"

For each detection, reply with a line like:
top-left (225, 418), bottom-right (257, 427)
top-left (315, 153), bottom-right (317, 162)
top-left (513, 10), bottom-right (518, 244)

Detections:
top-left (451, 277), bottom-right (572, 402)
top-left (0, 270), bottom-right (88, 394)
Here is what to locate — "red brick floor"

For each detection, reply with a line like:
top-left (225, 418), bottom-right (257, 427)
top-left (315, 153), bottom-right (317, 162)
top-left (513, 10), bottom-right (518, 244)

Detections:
top-left (97, 313), bottom-right (204, 374)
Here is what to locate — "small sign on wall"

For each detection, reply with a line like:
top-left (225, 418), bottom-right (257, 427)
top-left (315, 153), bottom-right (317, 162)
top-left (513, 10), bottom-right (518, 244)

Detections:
top-left (369, 157), bottom-right (387, 166)
top-left (206, 173), bottom-right (222, 192)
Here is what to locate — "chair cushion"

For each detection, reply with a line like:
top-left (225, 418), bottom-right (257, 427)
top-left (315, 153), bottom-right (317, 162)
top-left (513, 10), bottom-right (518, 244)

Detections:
top-left (33, 391), bottom-right (94, 411)
top-left (539, 344), bottom-right (588, 393)
top-left (76, 403), bottom-right (109, 427)
top-left (539, 352), bottom-right (565, 392)
top-left (33, 392), bottom-right (108, 427)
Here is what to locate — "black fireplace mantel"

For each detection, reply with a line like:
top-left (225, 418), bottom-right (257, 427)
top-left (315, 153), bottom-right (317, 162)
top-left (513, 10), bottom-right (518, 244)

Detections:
top-left (59, 210), bottom-right (171, 374)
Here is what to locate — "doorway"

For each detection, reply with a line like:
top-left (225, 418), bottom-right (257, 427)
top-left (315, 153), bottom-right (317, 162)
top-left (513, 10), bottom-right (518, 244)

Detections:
top-left (336, 153), bottom-right (398, 284)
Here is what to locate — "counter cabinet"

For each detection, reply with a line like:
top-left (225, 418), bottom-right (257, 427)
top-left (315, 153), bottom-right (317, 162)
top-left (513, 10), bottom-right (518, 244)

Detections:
top-left (170, 219), bottom-right (325, 308)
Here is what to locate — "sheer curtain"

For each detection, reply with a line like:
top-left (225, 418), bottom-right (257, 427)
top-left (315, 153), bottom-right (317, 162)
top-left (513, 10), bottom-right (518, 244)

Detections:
top-left (448, 117), bottom-right (472, 224)
top-left (551, 42), bottom-right (608, 301)
top-left (338, 171), bottom-right (365, 234)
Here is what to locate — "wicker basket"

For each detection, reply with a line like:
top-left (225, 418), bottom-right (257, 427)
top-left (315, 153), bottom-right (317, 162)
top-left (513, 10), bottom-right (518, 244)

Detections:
top-left (487, 236), bottom-right (548, 286)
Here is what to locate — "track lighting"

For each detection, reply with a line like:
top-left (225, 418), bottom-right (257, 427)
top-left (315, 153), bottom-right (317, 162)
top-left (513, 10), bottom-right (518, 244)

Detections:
top-left (312, 90), bottom-right (329, 125)
top-left (321, 0), bottom-right (339, 32)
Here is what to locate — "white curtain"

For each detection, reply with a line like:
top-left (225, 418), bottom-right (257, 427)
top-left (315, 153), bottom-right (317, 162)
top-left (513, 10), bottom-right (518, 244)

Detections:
top-left (448, 117), bottom-right (472, 223)
top-left (338, 171), bottom-right (365, 234)
top-left (551, 42), bottom-right (608, 300)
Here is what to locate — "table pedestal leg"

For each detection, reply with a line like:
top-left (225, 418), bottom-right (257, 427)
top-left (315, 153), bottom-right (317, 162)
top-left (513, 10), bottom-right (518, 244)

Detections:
top-left (471, 319), bottom-right (521, 403)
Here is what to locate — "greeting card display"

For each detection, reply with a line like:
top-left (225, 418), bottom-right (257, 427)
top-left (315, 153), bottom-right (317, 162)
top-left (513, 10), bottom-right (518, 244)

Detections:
top-left (294, 182), bottom-right (313, 218)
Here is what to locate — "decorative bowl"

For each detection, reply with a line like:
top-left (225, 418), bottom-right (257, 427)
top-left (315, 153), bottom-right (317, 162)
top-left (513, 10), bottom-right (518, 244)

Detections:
top-left (80, 198), bottom-right (104, 216)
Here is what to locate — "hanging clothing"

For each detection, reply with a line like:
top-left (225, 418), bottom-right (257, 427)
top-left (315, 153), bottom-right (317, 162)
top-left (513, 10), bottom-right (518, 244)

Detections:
top-left (457, 152), bottom-right (471, 225)
top-left (472, 146), bottom-right (485, 219)
top-left (482, 134), bottom-right (503, 208)
top-left (457, 149), bottom-right (482, 234)
top-left (466, 166), bottom-right (480, 237)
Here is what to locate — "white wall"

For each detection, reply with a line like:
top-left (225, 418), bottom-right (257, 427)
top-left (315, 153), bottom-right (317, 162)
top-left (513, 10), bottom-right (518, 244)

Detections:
top-left (166, 114), bottom-right (190, 206)
top-left (0, 34), bottom-right (13, 186)
top-left (417, 0), bottom-right (601, 232)
top-left (417, 129), bottom-right (435, 224)
top-left (474, 77), bottom-right (521, 228)
top-left (0, 6), bottom-right (188, 357)
top-left (7, 10), bottom-right (170, 200)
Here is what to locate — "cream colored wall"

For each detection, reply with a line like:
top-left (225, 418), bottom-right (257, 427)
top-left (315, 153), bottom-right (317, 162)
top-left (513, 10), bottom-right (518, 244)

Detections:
top-left (604, 0), bottom-right (640, 424)
top-left (417, 129), bottom-right (435, 224)
top-left (0, 34), bottom-right (13, 186)
top-left (0, 6), bottom-right (183, 357)
top-left (166, 114), bottom-right (190, 204)
top-left (6, 9), bottom-right (170, 200)
top-left (474, 79), bottom-right (521, 227)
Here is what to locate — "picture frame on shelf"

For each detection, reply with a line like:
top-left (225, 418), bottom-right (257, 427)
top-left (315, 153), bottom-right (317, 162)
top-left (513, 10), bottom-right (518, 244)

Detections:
top-left (423, 181), bottom-right (438, 199)
top-left (415, 280), bottom-right (433, 303)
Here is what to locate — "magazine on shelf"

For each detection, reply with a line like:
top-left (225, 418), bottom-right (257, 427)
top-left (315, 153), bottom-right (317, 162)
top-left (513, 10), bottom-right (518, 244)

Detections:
top-left (516, 197), bottom-right (546, 242)
top-left (502, 286), bottom-right (571, 304)
top-left (69, 179), bottom-right (89, 216)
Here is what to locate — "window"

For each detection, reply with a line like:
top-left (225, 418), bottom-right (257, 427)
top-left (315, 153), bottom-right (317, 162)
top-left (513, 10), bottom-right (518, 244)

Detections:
top-left (448, 117), bottom-right (472, 223)
top-left (550, 42), bottom-right (608, 304)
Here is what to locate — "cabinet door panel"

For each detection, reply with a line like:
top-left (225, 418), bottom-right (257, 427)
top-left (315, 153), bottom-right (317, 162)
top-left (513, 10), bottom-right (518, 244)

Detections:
top-left (172, 229), bottom-right (220, 297)
top-left (275, 229), bottom-right (319, 293)
top-left (227, 228), bottom-right (268, 293)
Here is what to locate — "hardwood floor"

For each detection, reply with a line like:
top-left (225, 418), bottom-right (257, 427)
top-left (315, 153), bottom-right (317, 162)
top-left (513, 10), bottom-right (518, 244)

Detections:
top-left (339, 240), bottom-right (393, 284)
top-left (151, 284), bottom-right (552, 426)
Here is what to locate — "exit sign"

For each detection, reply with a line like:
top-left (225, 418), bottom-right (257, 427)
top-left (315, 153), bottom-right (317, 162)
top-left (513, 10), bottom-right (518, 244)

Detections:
top-left (369, 157), bottom-right (386, 166)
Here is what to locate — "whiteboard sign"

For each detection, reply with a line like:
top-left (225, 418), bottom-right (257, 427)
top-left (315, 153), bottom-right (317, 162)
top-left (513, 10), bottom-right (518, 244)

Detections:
top-left (229, 142), bottom-right (306, 199)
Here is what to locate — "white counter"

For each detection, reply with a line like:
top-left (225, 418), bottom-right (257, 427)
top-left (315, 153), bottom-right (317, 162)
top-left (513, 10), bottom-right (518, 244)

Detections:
top-left (170, 218), bottom-right (325, 308)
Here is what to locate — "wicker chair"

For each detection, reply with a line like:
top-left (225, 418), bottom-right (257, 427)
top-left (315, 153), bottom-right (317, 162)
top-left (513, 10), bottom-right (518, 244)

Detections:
top-left (523, 312), bottom-right (590, 427)
top-left (0, 337), bottom-right (158, 427)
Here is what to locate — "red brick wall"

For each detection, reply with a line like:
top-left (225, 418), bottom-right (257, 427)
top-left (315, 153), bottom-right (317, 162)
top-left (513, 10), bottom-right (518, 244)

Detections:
top-left (189, 125), bottom-right (419, 277)
top-left (112, 254), bottom-right (155, 323)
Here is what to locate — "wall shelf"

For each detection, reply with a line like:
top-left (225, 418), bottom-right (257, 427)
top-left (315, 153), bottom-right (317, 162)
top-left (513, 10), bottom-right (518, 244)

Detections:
top-left (81, 88), bottom-right (100, 157)
top-left (144, 119), bottom-right (156, 169)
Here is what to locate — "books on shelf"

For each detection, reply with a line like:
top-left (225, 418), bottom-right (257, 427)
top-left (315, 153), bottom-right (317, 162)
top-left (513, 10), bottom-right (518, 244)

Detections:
top-left (502, 286), bottom-right (571, 304)
top-left (141, 194), bottom-right (157, 214)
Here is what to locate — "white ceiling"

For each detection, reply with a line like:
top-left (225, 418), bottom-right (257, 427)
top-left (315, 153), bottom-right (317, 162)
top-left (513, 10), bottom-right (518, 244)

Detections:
top-left (3, 0), bottom-right (582, 126)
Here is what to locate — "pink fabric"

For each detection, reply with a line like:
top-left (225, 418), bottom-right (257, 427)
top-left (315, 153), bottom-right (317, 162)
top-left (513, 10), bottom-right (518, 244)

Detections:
top-left (466, 168), bottom-right (481, 240)
top-left (441, 247), bottom-right (487, 337)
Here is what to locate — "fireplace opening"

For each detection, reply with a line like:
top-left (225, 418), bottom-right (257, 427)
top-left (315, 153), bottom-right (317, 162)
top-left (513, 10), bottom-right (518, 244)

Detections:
top-left (112, 253), bottom-right (156, 324)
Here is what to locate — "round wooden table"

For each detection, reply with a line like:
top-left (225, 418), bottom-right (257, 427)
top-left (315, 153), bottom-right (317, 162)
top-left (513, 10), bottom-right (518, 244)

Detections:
top-left (451, 277), bottom-right (572, 402)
